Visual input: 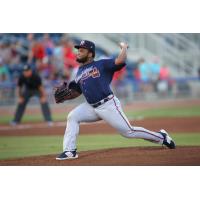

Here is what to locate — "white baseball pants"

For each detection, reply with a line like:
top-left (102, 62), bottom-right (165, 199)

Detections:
top-left (63, 96), bottom-right (164, 151)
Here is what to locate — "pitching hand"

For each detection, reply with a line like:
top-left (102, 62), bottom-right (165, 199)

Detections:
top-left (119, 42), bottom-right (129, 49)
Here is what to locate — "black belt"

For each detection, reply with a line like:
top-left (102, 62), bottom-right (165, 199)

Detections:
top-left (91, 95), bottom-right (114, 108)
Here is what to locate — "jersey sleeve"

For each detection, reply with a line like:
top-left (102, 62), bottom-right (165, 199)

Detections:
top-left (69, 80), bottom-right (82, 94)
top-left (103, 59), bottom-right (126, 72)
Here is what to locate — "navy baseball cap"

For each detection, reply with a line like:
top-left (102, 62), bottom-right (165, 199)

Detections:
top-left (74, 40), bottom-right (95, 56)
top-left (23, 64), bottom-right (32, 71)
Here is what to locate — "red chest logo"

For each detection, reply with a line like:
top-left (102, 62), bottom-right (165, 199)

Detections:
top-left (89, 67), bottom-right (100, 78)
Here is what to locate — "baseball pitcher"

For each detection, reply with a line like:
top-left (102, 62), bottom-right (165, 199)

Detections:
top-left (54, 40), bottom-right (175, 160)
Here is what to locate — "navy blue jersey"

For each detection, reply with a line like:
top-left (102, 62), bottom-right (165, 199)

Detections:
top-left (74, 58), bottom-right (125, 104)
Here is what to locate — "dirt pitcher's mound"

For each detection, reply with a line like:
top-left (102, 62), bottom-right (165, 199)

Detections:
top-left (1, 146), bottom-right (200, 166)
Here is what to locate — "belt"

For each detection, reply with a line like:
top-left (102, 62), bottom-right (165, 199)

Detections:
top-left (91, 95), bottom-right (114, 108)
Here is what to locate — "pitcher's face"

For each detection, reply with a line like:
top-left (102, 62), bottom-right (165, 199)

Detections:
top-left (76, 48), bottom-right (92, 63)
top-left (23, 69), bottom-right (32, 78)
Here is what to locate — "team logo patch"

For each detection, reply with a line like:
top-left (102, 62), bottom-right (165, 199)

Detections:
top-left (75, 67), bottom-right (101, 83)
top-left (80, 40), bottom-right (85, 45)
top-left (89, 67), bottom-right (100, 78)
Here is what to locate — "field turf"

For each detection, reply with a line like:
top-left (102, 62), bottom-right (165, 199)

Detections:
top-left (1, 105), bottom-right (200, 124)
top-left (0, 133), bottom-right (200, 160)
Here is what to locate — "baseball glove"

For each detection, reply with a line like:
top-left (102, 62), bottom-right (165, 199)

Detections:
top-left (54, 82), bottom-right (72, 104)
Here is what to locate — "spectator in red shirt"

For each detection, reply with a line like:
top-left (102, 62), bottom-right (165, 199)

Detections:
top-left (160, 65), bottom-right (170, 80)
top-left (32, 41), bottom-right (45, 60)
top-left (61, 37), bottom-right (78, 80)
top-left (28, 34), bottom-right (46, 66)
top-left (157, 64), bottom-right (173, 95)
top-left (112, 67), bottom-right (129, 101)
top-left (133, 66), bottom-right (140, 81)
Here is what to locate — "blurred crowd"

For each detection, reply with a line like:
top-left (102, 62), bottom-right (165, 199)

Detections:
top-left (112, 57), bottom-right (173, 101)
top-left (0, 33), bottom-right (80, 85)
top-left (0, 33), bottom-right (83, 102)
top-left (0, 33), bottom-right (173, 104)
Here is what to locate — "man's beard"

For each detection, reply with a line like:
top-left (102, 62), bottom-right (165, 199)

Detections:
top-left (76, 56), bottom-right (89, 63)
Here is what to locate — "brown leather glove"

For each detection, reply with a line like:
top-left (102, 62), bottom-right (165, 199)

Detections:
top-left (54, 82), bottom-right (72, 104)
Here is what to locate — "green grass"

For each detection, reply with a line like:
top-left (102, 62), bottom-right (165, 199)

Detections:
top-left (126, 106), bottom-right (200, 118)
top-left (0, 114), bottom-right (67, 124)
top-left (1, 105), bottom-right (200, 125)
top-left (0, 133), bottom-right (200, 160)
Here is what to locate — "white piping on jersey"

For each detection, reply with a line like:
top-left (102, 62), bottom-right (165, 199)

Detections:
top-left (75, 66), bottom-right (93, 83)
top-left (75, 66), bottom-right (100, 83)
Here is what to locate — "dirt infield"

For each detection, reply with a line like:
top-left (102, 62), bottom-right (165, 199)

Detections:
top-left (0, 146), bottom-right (200, 166)
top-left (0, 117), bottom-right (200, 136)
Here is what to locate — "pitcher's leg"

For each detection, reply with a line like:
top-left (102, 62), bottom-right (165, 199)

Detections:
top-left (126, 126), bottom-right (163, 144)
top-left (96, 97), bottom-right (164, 144)
top-left (63, 103), bottom-right (100, 151)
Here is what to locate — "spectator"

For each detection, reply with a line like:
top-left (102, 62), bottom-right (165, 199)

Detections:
top-left (61, 37), bottom-right (78, 81)
top-left (0, 40), bottom-right (12, 65)
top-left (132, 64), bottom-right (141, 93)
top-left (149, 57), bottom-right (161, 92)
top-left (37, 56), bottom-right (56, 79)
top-left (138, 58), bottom-right (152, 93)
top-left (33, 41), bottom-right (45, 60)
top-left (43, 33), bottom-right (54, 57)
top-left (52, 40), bottom-right (64, 76)
top-left (139, 58), bottom-right (149, 82)
top-left (28, 38), bottom-right (45, 68)
top-left (15, 40), bottom-right (29, 64)
top-left (0, 58), bottom-right (10, 82)
top-left (0, 57), bottom-right (11, 101)
top-left (159, 64), bottom-right (170, 80)
top-left (157, 64), bottom-right (171, 95)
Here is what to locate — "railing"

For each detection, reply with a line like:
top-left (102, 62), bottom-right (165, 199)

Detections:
top-left (103, 33), bottom-right (200, 76)
top-left (156, 33), bottom-right (200, 73)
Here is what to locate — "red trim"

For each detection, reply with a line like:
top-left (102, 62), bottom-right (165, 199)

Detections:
top-left (134, 129), bottom-right (163, 140)
top-left (108, 95), bottom-right (114, 100)
top-left (113, 98), bottom-right (132, 130)
top-left (112, 98), bottom-right (163, 140)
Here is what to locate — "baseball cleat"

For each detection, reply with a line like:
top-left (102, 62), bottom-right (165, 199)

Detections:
top-left (10, 121), bottom-right (18, 126)
top-left (56, 150), bottom-right (78, 160)
top-left (159, 129), bottom-right (176, 149)
top-left (47, 121), bottom-right (54, 127)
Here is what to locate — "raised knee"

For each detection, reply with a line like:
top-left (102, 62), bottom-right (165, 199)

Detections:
top-left (67, 111), bottom-right (74, 120)
top-left (67, 111), bottom-right (78, 122)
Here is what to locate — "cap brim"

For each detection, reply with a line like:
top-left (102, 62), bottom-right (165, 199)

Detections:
top-left (74, 45), bottom-right (89, 50)
top-left (74, 45), bottom-right (80, 49)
